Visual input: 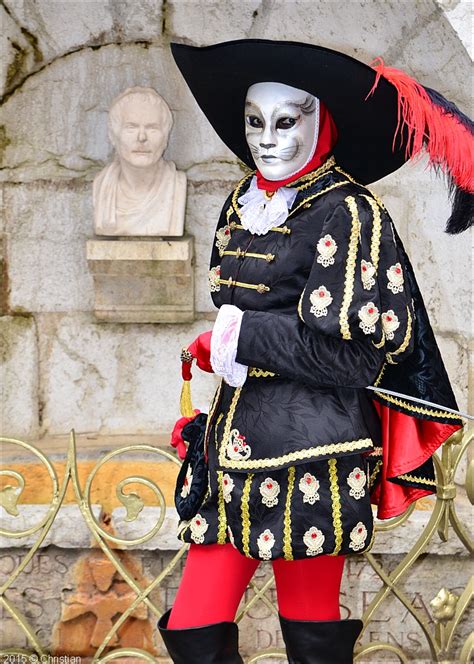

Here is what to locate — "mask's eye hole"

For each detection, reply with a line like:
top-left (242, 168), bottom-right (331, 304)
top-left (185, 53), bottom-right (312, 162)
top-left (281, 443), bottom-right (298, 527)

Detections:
top-left (276, 117), bottom-right (297, 130)
top-left (246, 115), bottom-right (263, 129)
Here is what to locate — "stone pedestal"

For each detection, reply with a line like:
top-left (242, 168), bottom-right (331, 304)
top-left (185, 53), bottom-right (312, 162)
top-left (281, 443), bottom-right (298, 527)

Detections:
top-left (86, 236), bottom-right (194, 323)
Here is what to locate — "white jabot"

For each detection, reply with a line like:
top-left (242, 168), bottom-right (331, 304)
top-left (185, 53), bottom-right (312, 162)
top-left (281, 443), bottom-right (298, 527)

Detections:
top-left (237, 177), bottom-right (298, 235)
top-left (210, 305), bottom-right (248, 387)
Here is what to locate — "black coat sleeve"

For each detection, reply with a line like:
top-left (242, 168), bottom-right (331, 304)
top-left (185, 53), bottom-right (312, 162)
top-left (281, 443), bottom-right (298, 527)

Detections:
top-left (236, 194), bottom-right (415, 389)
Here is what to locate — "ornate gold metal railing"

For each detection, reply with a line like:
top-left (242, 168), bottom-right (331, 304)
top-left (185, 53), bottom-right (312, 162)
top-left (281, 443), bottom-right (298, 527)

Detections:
top-left (0, 427), bottom-right (472, 663)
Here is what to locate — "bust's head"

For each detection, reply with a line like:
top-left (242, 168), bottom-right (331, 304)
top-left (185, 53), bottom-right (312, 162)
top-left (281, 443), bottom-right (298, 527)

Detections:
top-left (108, 87), bottom-right (173, 169)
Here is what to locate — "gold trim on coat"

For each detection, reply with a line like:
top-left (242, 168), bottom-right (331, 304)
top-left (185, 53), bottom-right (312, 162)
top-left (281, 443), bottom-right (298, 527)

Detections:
top-left (339, 196), bottom-right (361, 340)
top-left (241, 474), bottom-right (254, 557)
top-left (328, 459), bottom-right (343, 555)
top-left (283, 467), bottom-right (296, 561)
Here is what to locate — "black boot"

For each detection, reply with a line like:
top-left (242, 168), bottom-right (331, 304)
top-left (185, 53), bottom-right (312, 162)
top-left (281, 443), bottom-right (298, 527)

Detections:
top-left (279, 614), bottom-right (363, 664)
top-left (158, 608), bottom-right (244, 663)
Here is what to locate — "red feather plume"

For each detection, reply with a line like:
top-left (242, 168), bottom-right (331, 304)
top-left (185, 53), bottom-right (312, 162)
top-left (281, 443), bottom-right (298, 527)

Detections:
top-left (368, 58), bottom-right (474, 194)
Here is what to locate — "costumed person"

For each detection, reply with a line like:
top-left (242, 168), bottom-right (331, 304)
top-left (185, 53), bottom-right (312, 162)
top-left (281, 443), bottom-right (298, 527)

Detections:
top-left (158, 39), bottom-right (473, 664)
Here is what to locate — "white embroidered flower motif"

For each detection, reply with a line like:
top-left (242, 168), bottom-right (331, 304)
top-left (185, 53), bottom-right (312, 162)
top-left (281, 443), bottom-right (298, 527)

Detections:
top-left (316, 234), bottom-right (338, 267)
top-left (347, 467), bottom-right (367, 500)
top-left (222, 473), bottom-right (234, 503)
top-left (349, 522), bottom-right (368, 551)
top-left (303, 527), bottom-right (325, 556)
top-left (208, 265), bottom-right (221, 292)
top-left (361, 259), bottom-right (376, 290)
top-left (381, 310), bottom-right (400, 341)
top-left (309, 286), bottom-right (333, 318)
top-left (387, 263), bottom-right (404, 293)
top-left (215, 225), bottom-right (231, 255)
top-left (358, 302), bottom-right (380, 334)
top-left (180, 465), bottom-right (193, 499)
top-left (226, 429), bottom-right (251, 461)
top-left (190, 514), bottom-right (209, 544)
top-left (257, 529), bottom-right (275, 560)
top-left (259, 478), bottom-right (280, 507)
top-left (298, 472), bottom-right (320, 505)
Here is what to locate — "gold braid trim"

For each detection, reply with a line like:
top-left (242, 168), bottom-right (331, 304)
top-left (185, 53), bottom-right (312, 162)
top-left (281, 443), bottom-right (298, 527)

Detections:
top-left (368, 460), bottom-right (383, 489)
top-left (226, 205), bottom-right (234, 222)
top-left (373, 390), bottom-right (461, 420)
top-left (241, 474), bottom-right (254, 557)
top-left (386, 306), bottom-right (413, 364)
top-left (218, 388), bottom-right (373, 469)
top-left (288, 180), bottom-right (349, 218)
top-left (216, 471), bottom-right (228, 544)
top-left (334, 166), bottom-right (387, 213)
top-left (283, 467), bottom-right (296, 561)
top-left (397, 473), bottom-right (436, 486)
top-left (361, 194), bottom-right (382, 271)
top-left (204, 382), bottom-right (223, 456)
top-left (288, 156), bottom-right (336, 190)
top-left (248, 368), bottom-right (276, 378)
top-left (339, 196), bottom-right (361, 340)
top-left (328, 459), bottom-right (343, 555)
top-left (231, 173), bottom-right (254, 220)
top-left (374, 363), bottom-right (387, 387)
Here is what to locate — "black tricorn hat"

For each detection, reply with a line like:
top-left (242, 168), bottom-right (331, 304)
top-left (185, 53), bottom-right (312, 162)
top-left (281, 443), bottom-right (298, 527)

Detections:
top-left (171, 39), bottom-right (406, 185)
top-left (171, 39), bottom-right (473, 233)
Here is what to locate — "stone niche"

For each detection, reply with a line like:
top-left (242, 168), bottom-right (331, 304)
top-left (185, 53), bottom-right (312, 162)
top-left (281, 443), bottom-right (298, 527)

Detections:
top-left (86, 236), bottom-right (194, 323)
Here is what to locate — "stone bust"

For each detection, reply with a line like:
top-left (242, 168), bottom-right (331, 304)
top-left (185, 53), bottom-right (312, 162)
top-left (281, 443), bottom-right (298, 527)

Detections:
top-left (93, 87), bottom-right (186, 236)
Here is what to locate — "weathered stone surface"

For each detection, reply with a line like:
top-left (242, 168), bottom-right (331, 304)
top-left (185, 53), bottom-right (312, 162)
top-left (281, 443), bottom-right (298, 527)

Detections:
top-left (0, 43), bottom-right (233, 183)
top-left (87, 237), bottom-right (195, 323)
top-left (3, 183), bottom-right (95, 313)
top-left (404, 167), bottom-right (472, 337)
top-left (168, 0), bottom-right (261, 44)
top-left (0, 4), bottom-right (39, 97)
top-left (4, 0), bottom-right (164, 67)
top-left (36, 312), bottom-right (220, 436)
top-left (185, 179), bottom-right (236, 313)
top-left (0, 315), bottom-right (39, 438)
top-left (439, 0), bottom-right (473, 59)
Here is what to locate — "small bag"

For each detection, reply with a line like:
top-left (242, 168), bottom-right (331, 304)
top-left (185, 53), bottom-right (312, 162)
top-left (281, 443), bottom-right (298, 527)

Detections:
top-left (174, 412), bottom-right (209, 520)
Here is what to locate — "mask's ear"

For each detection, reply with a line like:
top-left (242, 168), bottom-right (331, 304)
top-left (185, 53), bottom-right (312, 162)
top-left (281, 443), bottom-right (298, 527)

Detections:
top-left (108, 126), bottom-right (117, 150)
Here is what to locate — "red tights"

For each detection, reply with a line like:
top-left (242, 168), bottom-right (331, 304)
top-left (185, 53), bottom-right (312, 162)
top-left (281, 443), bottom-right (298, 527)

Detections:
top-left (168, 543), bottom-right (344, 628)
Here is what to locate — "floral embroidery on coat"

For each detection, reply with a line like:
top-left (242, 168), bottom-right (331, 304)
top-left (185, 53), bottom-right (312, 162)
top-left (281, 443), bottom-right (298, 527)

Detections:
top-left (316, 234), bottom-right (338, 267)
top-left (347, 468), bottom-right (367, 499)
top-left (349, 522), bottom-right (368, 551)
top-left (298, 472), bottom-right (320, 504)
top-left (215, 225), bottom-right (231, 255)
top-left (257, 529), bottom-right (275, 560)
top-left (303, 527), bottom-right (325, 556)
top-left (226, 429), bottom-right (251, 461)
top-left (381, 310), bottom-right (400, 340)
top-left (259, 478), bottom-right (280, 507)
top-left (387, 263), bottom-right (404, 293)
top-left (361, 259), bottom-right (376, 290)
top-left (222, 473), bottom-right (234, 503)
top-left (208, 265), bottom-right (221, 292)
top-left (190, 514), bottom-right (209, 544)
top-left (180, 465), bottom-right (193, 499)
top-left (309, 286), bottom-right (333, 317)
top-left (358, 302), bottom-right (380, 334)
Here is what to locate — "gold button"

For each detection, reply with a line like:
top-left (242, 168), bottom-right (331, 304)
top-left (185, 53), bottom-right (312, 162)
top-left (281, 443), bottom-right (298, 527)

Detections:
top-left (257, 284), bottom-right (270, 294)
top-left (265, 253), bottom-right (275, 262)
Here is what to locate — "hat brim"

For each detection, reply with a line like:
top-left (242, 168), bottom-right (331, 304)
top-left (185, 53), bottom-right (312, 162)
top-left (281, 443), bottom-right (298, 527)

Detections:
top-left (171, 39), bottom-right (408, 185)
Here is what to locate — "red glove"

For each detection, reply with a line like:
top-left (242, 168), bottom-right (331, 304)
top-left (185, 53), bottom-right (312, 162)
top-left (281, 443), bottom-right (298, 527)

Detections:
top-left (182, 330), bottom-right (213, 378)
top-left (170, 410), bottom-right (200, 460)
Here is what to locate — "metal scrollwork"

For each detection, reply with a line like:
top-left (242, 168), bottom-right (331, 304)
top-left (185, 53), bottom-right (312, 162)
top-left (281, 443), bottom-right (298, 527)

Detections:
top-left (0, 427), bottom-right (472, 662)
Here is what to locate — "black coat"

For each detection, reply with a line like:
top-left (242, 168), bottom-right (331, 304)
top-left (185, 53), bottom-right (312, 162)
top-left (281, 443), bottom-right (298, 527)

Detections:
top-left (208, 160), bottom-right (418, 474)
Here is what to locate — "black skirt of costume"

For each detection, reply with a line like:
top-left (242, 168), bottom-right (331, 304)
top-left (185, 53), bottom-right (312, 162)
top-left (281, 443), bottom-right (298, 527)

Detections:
top-left (178, 409), bottom-right (374, 561)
